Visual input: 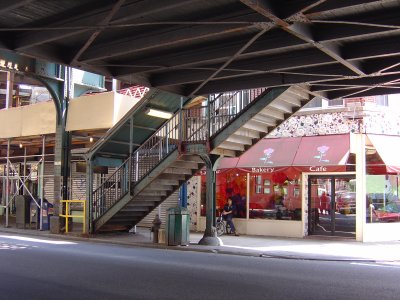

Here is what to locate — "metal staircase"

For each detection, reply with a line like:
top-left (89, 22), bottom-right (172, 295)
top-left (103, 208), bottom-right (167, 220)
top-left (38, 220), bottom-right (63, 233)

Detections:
top-left (91, 85), bottom-right (311, 232)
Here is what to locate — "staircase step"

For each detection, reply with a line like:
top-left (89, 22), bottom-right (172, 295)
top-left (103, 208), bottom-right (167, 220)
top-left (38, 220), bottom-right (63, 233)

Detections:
top-left (163, 167), bottom-right (193, 175)
top-left (260, 107), bottom-right (284, 120)
top-left (226, 134), bottom-right (252, 145)
top-left (234, 128), bottom-right (260, 139)
top-left (281, 94), bottom-right (303, 106)
top-left (127, 201), bottom-right (157, 206)
top-left (218, 141), bottom-right (245, 151)
top-left (242, 120), bottom-right (268, 133)
top-left (269, 99), bottom-right (293, 114)
top-left (287, 86), bottom-right (310, 99)
top-left (157, 173), bottom-right (186, 181)
top-left (107, 217), bottom-right (138, 227)
top-left (152, 178), bottom-right (180, 186)
top-left (116, 211), bottom-right (147, 217)
top-left (138, 190), bottom-right (168, 196)
top-left (113, 212), bottom-right (143, 218)
top-left (121, 206), bottom-right (150, 212)
top-left (132, 195), bottom-right (162, 202)
top-left (170, 161), bottom-right (198, 169)
top-left (146, 184), bottom-right (174, 191)
top-left (178, 155), bottom-right (203, 163)
top-left (252, 113), bottom-right (278, 126)
top-left (210, 148), bottom-right (236, 157)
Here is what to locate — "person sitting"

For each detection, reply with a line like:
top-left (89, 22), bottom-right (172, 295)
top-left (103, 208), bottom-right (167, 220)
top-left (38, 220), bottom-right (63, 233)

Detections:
top-left (222, 198), bottom-right (239, 236)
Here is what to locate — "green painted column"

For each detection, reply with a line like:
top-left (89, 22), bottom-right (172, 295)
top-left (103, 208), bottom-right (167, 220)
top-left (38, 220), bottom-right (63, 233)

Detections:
top-left (198, 154), bottom-right (221, 246)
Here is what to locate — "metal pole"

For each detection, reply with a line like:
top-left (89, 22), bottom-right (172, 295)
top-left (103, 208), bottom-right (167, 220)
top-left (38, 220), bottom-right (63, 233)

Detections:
top-left (5, 139), bottom-right (10, 227)
top-left (5, 72), bottom-right (14, 109)
top-left (85, 155), bottom-right (92, 234)
top-left (129, 116), bottom-right (134, 193)
top-left (39, 135), bottom-right (45, 230)
top-left (23, 147), bottom-right (27, 196)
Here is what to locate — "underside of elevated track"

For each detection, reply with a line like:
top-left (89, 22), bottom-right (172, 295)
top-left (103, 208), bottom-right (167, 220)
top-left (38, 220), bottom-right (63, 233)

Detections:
top-left (0, 0), bottom-right (399, 99)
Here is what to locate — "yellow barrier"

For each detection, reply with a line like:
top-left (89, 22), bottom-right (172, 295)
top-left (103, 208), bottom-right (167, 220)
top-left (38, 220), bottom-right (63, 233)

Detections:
top-left (59, 200), bottom-right (86, 233)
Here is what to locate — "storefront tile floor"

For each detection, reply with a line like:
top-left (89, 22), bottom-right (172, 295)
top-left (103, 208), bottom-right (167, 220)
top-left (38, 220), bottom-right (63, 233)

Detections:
top-left (1, 219), bottom-right (400, 262)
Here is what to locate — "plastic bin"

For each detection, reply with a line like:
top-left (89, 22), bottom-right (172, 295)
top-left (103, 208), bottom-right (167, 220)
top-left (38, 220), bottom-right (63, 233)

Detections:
top-left (167, 207), bottom-right (190, 246)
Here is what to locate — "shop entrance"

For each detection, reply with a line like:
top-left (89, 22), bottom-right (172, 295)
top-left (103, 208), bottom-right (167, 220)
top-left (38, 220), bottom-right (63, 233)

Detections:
top-left (308, 175), bottom-right (356, 238)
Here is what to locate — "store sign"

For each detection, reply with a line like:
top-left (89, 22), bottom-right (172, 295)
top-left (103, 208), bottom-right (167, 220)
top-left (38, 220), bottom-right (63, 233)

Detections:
top-left (251, 167), bottom-right (275, 173)
top-left (309, 166), bottom-right (328, 172)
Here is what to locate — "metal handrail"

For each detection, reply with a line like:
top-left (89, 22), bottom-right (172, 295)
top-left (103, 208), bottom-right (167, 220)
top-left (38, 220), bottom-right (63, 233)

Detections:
top-left (131, 112), bottom-right (181, 184)
top-left (210, 88), bottom-right (267, 136)
top-left (60, 200), bottom-right (87, 233)
top-left (92, 158), bottom-right (130, 220)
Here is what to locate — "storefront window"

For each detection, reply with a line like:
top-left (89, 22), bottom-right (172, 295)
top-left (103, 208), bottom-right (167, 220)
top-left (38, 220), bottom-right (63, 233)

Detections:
top-left (200, 169), bottom-right (247, 218)
top-left (366, 175), bottom-right (400, 223)
top-left (249, 169), bottom-right (302, 221)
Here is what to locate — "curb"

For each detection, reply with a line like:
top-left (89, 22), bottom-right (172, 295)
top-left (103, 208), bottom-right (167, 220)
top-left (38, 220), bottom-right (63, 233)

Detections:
top-left (0, 227), bottom-right (399, 263)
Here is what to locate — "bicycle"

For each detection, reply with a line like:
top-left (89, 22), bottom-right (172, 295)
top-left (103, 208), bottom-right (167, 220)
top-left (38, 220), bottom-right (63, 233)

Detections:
top-left (216, 211), bottom-right (232, 236)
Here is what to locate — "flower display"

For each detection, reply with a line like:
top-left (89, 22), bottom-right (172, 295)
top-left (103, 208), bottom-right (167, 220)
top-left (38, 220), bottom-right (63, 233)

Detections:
top-left (260, 148), bottom-right (274, 164)
top-left (315, 145), bottom-right (330, 162)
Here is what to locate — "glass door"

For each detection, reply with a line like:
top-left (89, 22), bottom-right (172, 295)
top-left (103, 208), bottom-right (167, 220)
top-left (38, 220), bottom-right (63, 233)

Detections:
top-left (308, 175), bottom-right (356, 238)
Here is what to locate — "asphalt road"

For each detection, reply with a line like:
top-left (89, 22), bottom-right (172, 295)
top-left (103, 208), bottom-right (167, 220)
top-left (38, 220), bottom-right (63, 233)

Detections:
top-left (0, 233), bottom-right (399, 300)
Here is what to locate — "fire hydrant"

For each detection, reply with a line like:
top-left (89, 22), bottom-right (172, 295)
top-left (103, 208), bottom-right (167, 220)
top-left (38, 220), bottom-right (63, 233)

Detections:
top-left (152, 214), bottom-right (162, 243)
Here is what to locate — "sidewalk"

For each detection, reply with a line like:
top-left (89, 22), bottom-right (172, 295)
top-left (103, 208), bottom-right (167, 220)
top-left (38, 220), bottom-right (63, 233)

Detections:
top-left (1, 225), bottom-right (400, 262)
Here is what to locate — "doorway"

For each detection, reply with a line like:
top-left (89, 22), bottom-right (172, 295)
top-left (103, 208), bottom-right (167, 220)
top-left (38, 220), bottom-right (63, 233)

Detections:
top-left (308, 175), bottom-right (356, 238)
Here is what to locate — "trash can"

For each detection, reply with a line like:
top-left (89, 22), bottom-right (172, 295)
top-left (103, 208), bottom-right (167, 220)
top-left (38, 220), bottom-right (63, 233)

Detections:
top-left (167, 207), bottom-right (190, 246)
top-left (15, 195), bottom-right (31, 229)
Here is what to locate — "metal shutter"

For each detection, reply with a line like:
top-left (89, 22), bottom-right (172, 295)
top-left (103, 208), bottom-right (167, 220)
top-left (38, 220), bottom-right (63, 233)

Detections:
top-left (137, 191), bottom-right (179, 228)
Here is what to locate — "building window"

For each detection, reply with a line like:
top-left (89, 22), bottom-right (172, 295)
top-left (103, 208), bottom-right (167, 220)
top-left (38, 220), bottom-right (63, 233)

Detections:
top-left (249, 170), bottom-right (302, 221)
top-left (366, 175), bottom-right (400, 223)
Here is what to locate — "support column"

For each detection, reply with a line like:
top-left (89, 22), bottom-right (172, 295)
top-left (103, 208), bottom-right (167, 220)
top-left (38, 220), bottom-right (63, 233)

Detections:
top-left (85, 155), bottom-right (93, 234)
top-left (112, 79), bottom-right (121, 92)
top-left (5, 71), bottom-right (14, 109)
top-left (198, 154), bottom-right (221, 246)
top-left (23, 147), bottom-right (27, 196)
top-left (5, 139), bottom-right (10, 227)
top-left (179, 183), bottom-right (187, 208)
top-left (355, 133), bottom-right (367, 242)
top-left (39, 135), bottom-right (45, 230)
top-left (35, 67), bottom-right (70, 234)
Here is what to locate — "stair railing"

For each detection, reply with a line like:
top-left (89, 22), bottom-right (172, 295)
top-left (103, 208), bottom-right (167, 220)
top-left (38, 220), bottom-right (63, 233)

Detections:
top-left (92, 159), bottom-right (130, 220)
top-left (210, 88), bottom-right (267, 136)
top-left (131, 113), bottom-right (182, 183)
top-left (92, 87), bottom-right (269, 222)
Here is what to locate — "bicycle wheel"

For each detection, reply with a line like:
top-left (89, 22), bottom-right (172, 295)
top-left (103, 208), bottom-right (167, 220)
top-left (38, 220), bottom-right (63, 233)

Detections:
top-left (216, 222), bottom-right (225, 236)
top-left (226, 223), bottom-right (232, 235)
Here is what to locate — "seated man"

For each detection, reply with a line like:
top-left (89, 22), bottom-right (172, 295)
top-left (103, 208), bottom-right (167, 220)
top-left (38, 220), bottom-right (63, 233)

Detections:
top-left (222, 198), bottom-right (239, 236)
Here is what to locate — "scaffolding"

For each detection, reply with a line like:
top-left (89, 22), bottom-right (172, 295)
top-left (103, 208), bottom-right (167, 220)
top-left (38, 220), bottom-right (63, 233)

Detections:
top-left (0, 136), bottom-right (54, 230)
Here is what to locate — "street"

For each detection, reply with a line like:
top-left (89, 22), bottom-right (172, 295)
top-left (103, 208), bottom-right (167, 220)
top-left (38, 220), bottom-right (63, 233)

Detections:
top-left (0, 233), bottom-right (399, 300)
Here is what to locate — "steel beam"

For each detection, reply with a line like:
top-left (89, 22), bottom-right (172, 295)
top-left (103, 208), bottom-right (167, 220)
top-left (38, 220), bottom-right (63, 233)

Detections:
top-left (80, 23), bottom-right (259, 63)
top-left (70, 0), bottom-right (126, 64)
top-left (13, 1), bottom-right (117, 49)
top-left (0, 0), bottom-right (35, 14)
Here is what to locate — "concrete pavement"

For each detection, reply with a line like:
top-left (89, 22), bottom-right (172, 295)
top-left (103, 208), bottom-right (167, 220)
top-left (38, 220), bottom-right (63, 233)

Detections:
top-left (1, 225), bottom-right (400, 262)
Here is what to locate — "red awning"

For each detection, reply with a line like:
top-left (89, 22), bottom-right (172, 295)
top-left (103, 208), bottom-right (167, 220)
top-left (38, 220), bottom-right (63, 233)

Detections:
top-left (292, 134), bottom-right (350, 171)
top-left (368, 134), bottom-right (400, 174)
top-left (236, 137), bottom-right (302, 168)
top-left (217, 157), bottom-right (239, 169)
